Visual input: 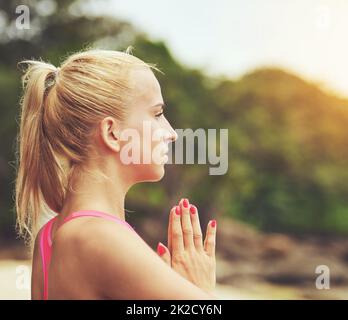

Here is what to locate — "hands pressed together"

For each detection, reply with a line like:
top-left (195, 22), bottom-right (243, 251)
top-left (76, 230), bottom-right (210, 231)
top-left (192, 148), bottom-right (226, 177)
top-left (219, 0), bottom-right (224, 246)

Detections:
top-left (156, 198), bottom-right (217, 295)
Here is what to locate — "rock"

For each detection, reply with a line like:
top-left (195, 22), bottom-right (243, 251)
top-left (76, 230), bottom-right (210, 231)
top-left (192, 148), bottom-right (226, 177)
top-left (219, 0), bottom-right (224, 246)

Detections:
top-left (217, 218), bottom-right (261, 261)
top-left (259, 233), bottom-right (296, 259)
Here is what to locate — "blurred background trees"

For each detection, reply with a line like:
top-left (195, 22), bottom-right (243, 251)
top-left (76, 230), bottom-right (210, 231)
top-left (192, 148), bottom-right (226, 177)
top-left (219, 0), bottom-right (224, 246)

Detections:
top-left (1, 0), bottom-right (348, 245)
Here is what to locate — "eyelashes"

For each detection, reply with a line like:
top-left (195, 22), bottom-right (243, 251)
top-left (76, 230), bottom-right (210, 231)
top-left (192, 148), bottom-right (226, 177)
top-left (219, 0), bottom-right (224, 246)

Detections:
top-left (155, 111), bottom-right (164, 119)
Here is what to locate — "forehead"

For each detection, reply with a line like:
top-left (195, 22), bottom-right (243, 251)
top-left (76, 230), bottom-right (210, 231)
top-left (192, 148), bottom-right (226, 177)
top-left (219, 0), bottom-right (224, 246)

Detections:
top-left (128, 67), bottom-right (162, 107)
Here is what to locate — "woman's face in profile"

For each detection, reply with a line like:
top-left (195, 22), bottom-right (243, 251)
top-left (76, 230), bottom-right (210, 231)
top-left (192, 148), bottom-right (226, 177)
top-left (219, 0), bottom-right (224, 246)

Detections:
top-left (118, 67), bottom-right (178, 182)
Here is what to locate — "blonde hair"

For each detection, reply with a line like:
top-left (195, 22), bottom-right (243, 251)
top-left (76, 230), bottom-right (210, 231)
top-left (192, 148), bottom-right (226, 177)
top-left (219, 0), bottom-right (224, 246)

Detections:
top-left (14, 46), bottom-right (163, 246)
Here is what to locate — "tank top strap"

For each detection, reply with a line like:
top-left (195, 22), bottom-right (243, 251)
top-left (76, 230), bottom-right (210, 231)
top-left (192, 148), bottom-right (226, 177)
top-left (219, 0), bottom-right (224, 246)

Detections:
top-left (39, 216), bottom-right (57, 300)
top-left (61, 209), bottom-right (137, 234)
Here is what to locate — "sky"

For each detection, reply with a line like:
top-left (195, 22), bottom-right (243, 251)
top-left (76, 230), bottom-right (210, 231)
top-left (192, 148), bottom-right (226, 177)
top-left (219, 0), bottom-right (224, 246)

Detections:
top-left (82, 0), bottom-right (348, 98)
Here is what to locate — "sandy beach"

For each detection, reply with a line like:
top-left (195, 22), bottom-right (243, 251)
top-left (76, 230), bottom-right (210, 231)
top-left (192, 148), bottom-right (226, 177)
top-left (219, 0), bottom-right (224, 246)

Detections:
top-left (0, 259), bottom-right (240, 300)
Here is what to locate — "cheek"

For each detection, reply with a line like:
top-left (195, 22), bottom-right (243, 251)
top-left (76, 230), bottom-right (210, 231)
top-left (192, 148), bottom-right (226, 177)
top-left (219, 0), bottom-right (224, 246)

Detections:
top-left (127, 122), bottom-right (167, 182)
top-left (130, 120), bottom-right (161, 160)
top-left (120, 115), bottom-right (166, 168)
top-left (143, 122), bottom-right (168, 167)
top-left (148, 127), bottom-right (164, 165)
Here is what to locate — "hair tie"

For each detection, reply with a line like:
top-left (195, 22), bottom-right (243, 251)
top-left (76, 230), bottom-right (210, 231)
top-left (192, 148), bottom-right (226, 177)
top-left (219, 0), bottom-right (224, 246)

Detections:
top-left (55, 67), bottom-right (61, 77)
top-left (45, 67), bottom-right (60, 91)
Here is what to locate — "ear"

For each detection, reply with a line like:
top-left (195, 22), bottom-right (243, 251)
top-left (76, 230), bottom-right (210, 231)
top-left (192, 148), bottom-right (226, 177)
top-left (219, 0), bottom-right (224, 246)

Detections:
top-left (100, 117), bottom-right (121, 153)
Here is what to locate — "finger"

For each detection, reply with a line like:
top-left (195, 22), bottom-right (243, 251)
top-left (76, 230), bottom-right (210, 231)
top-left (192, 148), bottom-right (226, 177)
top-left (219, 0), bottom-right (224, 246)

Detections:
top-left (157, 242), bottom-right (171, 266)
top-left (204, 220), bottom-right (217, 257)
top-left (189, 204), bottom-right (204, 251)
top-left (167, 206), bottom-right (176, 253)
top-left (179, 198), bottom-right (194, 250)
top-left (171, 205), bottom-right (184, 253)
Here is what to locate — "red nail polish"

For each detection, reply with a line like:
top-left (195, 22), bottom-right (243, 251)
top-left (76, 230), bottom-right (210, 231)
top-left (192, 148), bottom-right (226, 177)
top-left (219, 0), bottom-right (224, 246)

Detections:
top-left (183, 198), bottom-right (189, 208)
top-left (157, 243), bottom-right (166, 256)
top-left (175, 206), bottom-right (181, 215)
top-left (211, 220), bottom-right (216, 227)
top-left (190, 205), bottom-right (196, 214)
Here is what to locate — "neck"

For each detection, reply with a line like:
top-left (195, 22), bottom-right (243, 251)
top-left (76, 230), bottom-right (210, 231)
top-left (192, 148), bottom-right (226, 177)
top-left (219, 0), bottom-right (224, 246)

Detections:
top-left (59, 163), bottom-right (133, 223)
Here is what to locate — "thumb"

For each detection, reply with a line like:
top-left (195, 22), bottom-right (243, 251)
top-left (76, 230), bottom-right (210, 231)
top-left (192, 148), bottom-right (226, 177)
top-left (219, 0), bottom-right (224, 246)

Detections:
top-left (157, 242), bottom-right (171, 266)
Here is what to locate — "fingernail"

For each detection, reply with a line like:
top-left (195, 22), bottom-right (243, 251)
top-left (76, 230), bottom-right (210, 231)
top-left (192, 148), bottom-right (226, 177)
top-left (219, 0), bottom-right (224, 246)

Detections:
top-left (157, 242), bottom-right (166, 256)
top-left (183, 198), bottom-right (189, 208)
top-left (190, 205), bottom-right (196, 214)
top-left (211, 220), bottom-right (216, 228)
top-left (175, 206), bottom-right (181, 215)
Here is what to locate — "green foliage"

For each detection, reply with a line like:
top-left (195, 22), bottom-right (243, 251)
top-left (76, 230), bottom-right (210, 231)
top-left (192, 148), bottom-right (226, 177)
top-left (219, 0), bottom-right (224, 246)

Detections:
top-left (213, 68), bottom-right (348, 234)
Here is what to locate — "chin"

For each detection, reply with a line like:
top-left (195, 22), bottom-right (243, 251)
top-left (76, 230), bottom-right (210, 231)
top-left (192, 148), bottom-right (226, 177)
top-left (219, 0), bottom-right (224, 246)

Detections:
top-left (151, 165), bottom-right (166, 181)
top-left (142, 164), bottom-right (166, 182)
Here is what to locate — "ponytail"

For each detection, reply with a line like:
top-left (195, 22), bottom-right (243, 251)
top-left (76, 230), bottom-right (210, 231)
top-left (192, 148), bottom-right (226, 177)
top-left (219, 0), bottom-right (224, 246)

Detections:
top-left (15, 61), bottom-right (65, 246)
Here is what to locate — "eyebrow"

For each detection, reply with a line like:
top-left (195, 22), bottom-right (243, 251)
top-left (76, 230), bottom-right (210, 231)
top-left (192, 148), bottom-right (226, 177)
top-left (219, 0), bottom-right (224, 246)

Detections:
top-left (151, 103), bottom-right (166, 108)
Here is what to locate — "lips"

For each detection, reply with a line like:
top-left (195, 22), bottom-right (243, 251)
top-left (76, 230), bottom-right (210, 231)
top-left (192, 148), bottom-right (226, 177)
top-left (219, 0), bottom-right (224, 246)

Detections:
top-left (161, 149), bottom-right (169, 164)
top-left (162, 148), bottom-right (169, 157)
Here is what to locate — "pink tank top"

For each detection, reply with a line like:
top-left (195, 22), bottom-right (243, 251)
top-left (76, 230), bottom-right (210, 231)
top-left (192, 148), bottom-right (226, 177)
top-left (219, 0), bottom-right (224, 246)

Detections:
top-left (39, 209), bottom-right (138, 300)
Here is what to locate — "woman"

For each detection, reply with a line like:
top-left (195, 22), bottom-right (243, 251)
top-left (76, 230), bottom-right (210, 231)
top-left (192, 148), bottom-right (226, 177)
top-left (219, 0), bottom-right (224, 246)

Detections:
top-left (15, 47), bottom-right (217, 299)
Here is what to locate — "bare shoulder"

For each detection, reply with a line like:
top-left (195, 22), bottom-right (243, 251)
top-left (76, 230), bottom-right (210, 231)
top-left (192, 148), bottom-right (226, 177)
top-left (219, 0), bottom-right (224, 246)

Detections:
top-left (53, 217), bottom-right (214, 299)
top-left (53, 217), bottom-right (143, 256)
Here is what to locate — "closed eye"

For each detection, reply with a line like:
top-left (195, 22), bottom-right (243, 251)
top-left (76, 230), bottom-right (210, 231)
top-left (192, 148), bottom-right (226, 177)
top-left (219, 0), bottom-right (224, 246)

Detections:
top-left (155, 111), bottom-right (164, 119)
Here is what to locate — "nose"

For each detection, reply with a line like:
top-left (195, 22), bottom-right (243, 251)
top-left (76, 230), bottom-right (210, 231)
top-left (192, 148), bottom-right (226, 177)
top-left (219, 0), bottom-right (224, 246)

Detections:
top-left (169, 128), bottom-right (178, 143)
top-left (164, 121), bottom-right (178, 143)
